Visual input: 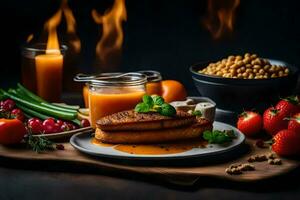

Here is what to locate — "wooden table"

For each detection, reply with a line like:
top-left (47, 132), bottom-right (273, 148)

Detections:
top-left (1, 96), bottom-right (300, 200)
top-left (0, 161), bottom-right (300, 200)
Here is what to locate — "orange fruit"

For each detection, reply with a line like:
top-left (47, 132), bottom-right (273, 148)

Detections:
top-left (161, 80), bottom-right (187, 103)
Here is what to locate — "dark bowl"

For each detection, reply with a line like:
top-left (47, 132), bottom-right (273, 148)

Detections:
top-left (190, 59), bottom-right (299, 112)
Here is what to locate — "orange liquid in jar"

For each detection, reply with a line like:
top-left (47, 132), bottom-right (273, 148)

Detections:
top-left (89, 88), bottom-right (145, 128)
top-left (83, 85), bottom-right (89, 108)
top-left (35, 54), bottom-right (63, 102)
top-left (146, 82), bottom-right (162, 95)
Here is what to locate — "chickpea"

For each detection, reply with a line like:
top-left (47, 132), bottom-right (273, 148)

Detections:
top-left (228, 56), bottom-right (235, 61)
top-left (240, 66), bottom-right (246, 72)
top-left (253, 65), bottom-right (260, 69)
top-left (271, 73), bottom-right (277, 78)
top-left (255, 58), bottom-right (262, 65)
top-left (248, 73), bottom-right (254, 79)
top-left (236, 55), bottom-right (243, 61)
top-left (237, 74), bottom-right (243, 78)
top-left (243, 57), bottom-right (250, 64)
top-left (251, 54), bottom-right (258, 59)
top-left (246, 64), bottom-right (252, 68)
top-left (216, 71), bottom-right (223, 76)
top-left (236, 60), bottom-right (244, 66)
top-left (263, 65), bottom-right (270, 71)
top-left (245, 69), bottom-right (252, 73)
top-left (244, 53), bottom-right (251, 58)
top-left (242, 72), bottom-right (248, 77)
top-left (284, 68), bottom-right (289, 74)
top-left (259, 69), bottom-right (265, 74)
top-left (278, 71), bottom-right (284, 77)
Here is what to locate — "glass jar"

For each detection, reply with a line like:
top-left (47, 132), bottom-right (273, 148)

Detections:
top-left (87, 73), bottom-right (147, 128)
top-left (139, 70), bottom-right (163, 95)
top-left (80, 72), bottom-right (123, 108)
top-left (21, 43), bottom-right (67, 102)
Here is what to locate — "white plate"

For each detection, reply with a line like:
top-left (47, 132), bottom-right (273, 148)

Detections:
top-left (32, 127), bottom-right (93, 140)
top-left (70, 121), bottom-right (245, 160)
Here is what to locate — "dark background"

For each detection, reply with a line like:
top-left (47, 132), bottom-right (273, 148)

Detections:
top-left (0, 0), bottom-right (299, 94)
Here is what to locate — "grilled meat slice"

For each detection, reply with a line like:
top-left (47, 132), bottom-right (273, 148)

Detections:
top-left (96, 110), bottom-right (196, 131)
top-left (95, 118), bottom-right (212, 144)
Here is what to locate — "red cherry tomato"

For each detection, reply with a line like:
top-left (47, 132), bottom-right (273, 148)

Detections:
top-left (11, 108), bottom-right (25, 122)
top-left (60, 124), bottom-right (69, 132)
top-left (80, 119), bottom-right (90, 127)
top-left (56, 120), bottom-right (64, 127)
top-left (43, 118), bottom-right (56, 126)
top-left (0, 118), bottom-right (27, 144)
top-left (28, 118), bottom-right (43, 134)
top-left (0, 99), bottom-right (15, 111)
top-left (237, 111), bottom-right (263, 136)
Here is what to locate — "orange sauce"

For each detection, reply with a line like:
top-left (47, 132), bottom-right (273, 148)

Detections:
top-left (145, 82), bottom-right (162, 95)
top-left (91, 138), bottom-right (114, 147)
top-left (89, 88), bottom-right (145, 128)
top-left (91, 138), bottom-right (207, 155)
top-left (83, 85), bottom-right (89, 108)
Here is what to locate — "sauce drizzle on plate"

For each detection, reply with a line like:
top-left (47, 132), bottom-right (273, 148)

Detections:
top-left (91, 138), bottom-right (207, 155)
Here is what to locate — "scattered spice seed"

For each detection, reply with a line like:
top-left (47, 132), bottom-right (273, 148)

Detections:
top-left (55, 144), bottom-right (65, 150)
top-left (267, 153), bottom-right (277, 160)
top-left (240, 163), bottom-right (255, 171)
top-left (268, 158), bottom-right (282, 165)
top-left (226, 163), bottom-right (255, 175)
top-left (255, 139), bottom-right (267, 148)
top-left (247, 154), bottom-right (268, 162)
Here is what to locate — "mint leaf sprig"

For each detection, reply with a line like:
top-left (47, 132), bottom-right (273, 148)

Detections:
top-left (135, 95), bottom-right (176, 117)
top-left (203, 130), bottom-right (236, 144)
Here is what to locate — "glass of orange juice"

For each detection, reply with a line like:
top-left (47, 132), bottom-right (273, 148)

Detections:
top-left (86, 73), bottom-right (147, 128)
top-left (21, 43), bottom-right (67, 102)
top-left (139, 70), bottom-right (163, 96)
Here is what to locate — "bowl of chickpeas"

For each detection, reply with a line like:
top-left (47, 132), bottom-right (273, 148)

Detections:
top-left (190, 53), bottom-right (299, 112)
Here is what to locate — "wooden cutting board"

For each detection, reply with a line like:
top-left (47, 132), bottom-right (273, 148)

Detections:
top-left (0, 139), bottom-right (299, 186)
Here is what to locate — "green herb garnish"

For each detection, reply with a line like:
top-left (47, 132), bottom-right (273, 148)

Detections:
top-left (203, 130), bottom-right (236, 144)
top-left (25, 134), bottom-right (54, 153)
top-left (192, 110), bottom-right (202, 117)
top-left (134, 95), bottom-right (176, 117)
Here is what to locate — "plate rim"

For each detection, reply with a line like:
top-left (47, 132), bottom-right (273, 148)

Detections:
top-left (70, 121), bottom-right (245, 160)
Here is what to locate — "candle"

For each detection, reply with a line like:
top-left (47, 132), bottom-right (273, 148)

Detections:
top-left (34, 9), bottom-right (64, 102)
top-left (35, 53), bottom-right (63, 102)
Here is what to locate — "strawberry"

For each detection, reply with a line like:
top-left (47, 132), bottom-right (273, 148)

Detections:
top-left (263, 107), bottom-right (287, 136)
top-left (288, 113), bottom-right (300, 134)
top-left (272, 129), bottom-right (300, 156)
top-left (237, 111), bottom-right (262, 136)
top-left (276, 96), bottom-right (300, 118)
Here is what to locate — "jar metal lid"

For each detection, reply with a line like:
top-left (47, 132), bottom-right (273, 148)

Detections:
top-left (74, 72), bottom-right (147, 86)
top-left (138, 70), bottom-right (162, 82)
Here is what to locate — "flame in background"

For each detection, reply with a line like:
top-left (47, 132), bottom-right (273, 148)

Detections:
top-left (92, 0), bottom-right (127, 68)
top-left (203, 0), bottom-right (240, 39)
top-left (44, 9), bottom-right (62, 54)
top-left (62, 0), bottom-right (81, 53)
top-left (26, 34), bottom-right (34, 43)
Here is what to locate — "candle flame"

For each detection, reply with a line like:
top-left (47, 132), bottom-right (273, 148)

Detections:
top-left (36, 0), bottom-right (80, 54)
top-left (44, 9), bottom-right (62, 54)
top-left (92, 0), bottom-right (127, 69)
top-left (203, 0), bottom-right (240, 40)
